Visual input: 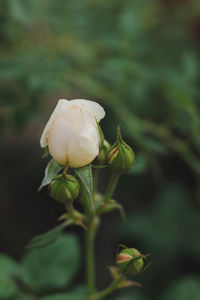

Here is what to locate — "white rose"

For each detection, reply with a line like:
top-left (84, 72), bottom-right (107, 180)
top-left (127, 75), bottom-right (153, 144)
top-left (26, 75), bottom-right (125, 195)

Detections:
top-left (40, 99), bottom-right (105, 168)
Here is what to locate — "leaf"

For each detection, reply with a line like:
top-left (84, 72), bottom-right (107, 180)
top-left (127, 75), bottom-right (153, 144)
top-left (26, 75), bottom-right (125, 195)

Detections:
top-left (26, 224), bottom-right (64, 250)
top-left (0, 273), bottom-right (19, 299)
top-left (22, 234), bottom-right (80, 293)
top-left (0, 254), bottom-right (20, 277)
top-left (162, 277), bottom-right (200, 300)
top-left (74, 164), bottom-right (94, 215)
top-left (14, 292), bottom-right (36, 300)
top-left (39, 159), bottom-right (63, 191)
top-left (40, 286), bottom-right (87, 300)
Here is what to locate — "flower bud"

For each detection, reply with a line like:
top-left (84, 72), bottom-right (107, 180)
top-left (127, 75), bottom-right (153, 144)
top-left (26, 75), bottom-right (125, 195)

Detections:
top-left (50, 174), bottom-right (79, 204)
top-left (40, 99), bottom-right (105, 167)
top-left (94, 140), bottom-right (111, 165)
top-left (107, 126), bottom-right (135, 172)
top-left (116, 248), bottom-right (144, 276)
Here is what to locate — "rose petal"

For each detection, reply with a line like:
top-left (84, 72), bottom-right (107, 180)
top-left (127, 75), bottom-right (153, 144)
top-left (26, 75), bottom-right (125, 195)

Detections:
top-left (70, 99), bottom-right (105, 122)
top-left (40, 99), bottom-right (69, 148)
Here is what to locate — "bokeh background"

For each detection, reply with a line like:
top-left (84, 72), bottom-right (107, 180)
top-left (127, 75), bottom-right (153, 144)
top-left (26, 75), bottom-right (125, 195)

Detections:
top-left (1, 0), bottom-right (200, 299)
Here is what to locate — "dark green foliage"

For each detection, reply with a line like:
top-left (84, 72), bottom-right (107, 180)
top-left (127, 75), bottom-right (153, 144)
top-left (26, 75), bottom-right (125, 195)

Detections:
top-left (162, 277), bottom-right (200, 300)
top-left (0, 274), bottom-right (19, 299)
top-left (26, 224), bottom-right (64, 250)
top-left (22, 234), bottom-right (80, 292)
top-left (0, 234), bottom-right (81, 299)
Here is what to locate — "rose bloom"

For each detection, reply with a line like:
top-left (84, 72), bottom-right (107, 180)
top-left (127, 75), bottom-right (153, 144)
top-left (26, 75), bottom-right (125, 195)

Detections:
top-left (40, 99), bottom-right (105, 167)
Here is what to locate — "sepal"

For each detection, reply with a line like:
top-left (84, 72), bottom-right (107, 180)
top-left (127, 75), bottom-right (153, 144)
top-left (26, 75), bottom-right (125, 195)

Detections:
top-left (97, 199), bottom-right (126, 220)
top-left (42, 146), bottom-right (50, 159)
top-left (58, 210), bottom-right (87, 230)
top-left (38, 158), bottom-right (63, 192)
top-left (94, 140), bottom-right (111, 165)
top-left (96, 119), bottom-right (104, 151)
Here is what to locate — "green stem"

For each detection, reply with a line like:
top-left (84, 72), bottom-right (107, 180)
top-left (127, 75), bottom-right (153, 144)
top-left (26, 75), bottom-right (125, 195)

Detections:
top-left (65, 202), bottom-right (74, 216)
top-left (103, 172), bottom-right (121, 203)
top-left (85, 217), bottom-right (99, 297)
top-left (92, 168), bottom-right (99, 200)
top-left (92, 274), bottom-right (124, 300)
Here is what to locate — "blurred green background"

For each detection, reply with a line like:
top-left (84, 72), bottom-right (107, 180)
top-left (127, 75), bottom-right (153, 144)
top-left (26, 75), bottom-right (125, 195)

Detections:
top-left (1, 0), bottom-right (200, 299)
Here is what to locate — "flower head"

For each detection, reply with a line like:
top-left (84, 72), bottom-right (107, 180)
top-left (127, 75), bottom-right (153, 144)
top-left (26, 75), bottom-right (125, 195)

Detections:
top-left (40, 99), bottom-right (105, 167)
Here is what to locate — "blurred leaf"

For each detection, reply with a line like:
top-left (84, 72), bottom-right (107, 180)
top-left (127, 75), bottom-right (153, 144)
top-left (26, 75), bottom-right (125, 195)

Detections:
top-left (40, 286), bottom-right (87, 300)
top-left (0, 273), bottom-right (19, 299)
top-left (22, 234), bottom-right (80, 293)
top-left (127, 154), bottom-right (149, 175)
top-left (0, 254), bottom-right (20, 277)
top-left (162, 277), bottom-right (200, 300)
top-left (26, 224), bottom-right (64, 250)
top-left (39, 159), bottom-right (63, 191)
top-left (14, 293), bottom-right (36, 300)
top-left (10, 0), bottom-right (37, 25)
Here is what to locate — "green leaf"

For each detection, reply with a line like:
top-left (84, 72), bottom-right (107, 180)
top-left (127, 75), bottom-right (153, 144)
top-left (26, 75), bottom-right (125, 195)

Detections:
top-left (0, 254), bottom-right (20, 277)
top-left (22, 234), bottom-right (80, 293)
top-left (162, 277), bottom-right (200, 300)
top-left (39, 159), bottom-right (63, 191)
top-left (40, 286), bottom-right (87, 300)
top-left (74, 164), bottom-right (94, 215)
top-left (26, 224), bottom-right (64, 250)
top-left (0, 273), bottom-right (19, 299)
top-left (14, 292), bottom-right (36, 300)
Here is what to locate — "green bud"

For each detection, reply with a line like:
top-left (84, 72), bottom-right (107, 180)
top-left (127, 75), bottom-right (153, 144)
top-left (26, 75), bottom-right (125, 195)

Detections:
top-left (116, 248), bottom-right (144, 276)
top-left (50, 174), bottom-right (79, 204)
top-left (94, 140), bottom-right (111, 165)
top-left (107, 126), bottom-right (135, 172)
